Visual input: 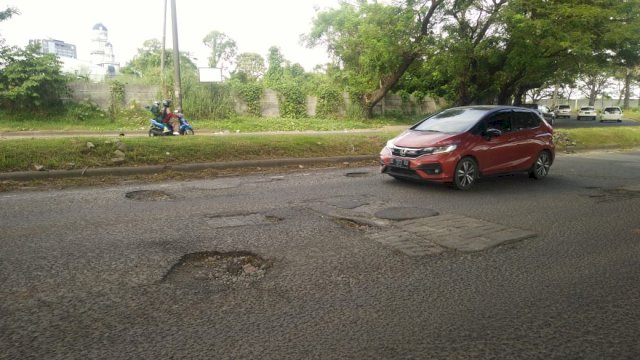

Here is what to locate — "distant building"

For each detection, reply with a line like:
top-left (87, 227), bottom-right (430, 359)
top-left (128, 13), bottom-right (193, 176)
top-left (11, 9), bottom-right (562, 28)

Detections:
top-left (90, 23), bottom-right (119, 79)
top-left (28, 23), bottom-right (120, 82)
top-left (29, 38), bottom-right (77, 59)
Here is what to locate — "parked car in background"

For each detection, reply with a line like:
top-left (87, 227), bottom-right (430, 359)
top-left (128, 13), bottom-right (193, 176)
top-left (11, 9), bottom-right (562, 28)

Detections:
top-left (577, 106), bottom-right (597, 121)
top-left (600, 106), bottom-right (623, 122)
top-left (379, 106), bottom-right (555, 190)
top-left (519, 104), bottom-right (555, 125)
top-left (554, 104), bottom-right (572, 119)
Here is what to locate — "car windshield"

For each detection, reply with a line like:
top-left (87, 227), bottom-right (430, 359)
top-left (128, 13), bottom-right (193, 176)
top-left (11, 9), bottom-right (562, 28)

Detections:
top-left (604, 107), bottom-right (620, 112)
top-left (581, 107), bottom-right (595, 111)
top-left (413, 108), bottom-right (486, 133)
top-left (559, 105), bottom-right (570, 109)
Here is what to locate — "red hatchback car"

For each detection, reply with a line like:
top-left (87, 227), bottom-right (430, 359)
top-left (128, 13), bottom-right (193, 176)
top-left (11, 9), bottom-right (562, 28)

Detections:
top-left (380, 106), bottom-right (555, 190)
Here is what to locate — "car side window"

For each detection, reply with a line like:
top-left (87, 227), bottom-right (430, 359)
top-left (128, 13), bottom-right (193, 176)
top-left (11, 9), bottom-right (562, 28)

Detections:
top-left (512, 111), bottom-right (540, 130)
top-left (485, 111), bottom-right (512, 133)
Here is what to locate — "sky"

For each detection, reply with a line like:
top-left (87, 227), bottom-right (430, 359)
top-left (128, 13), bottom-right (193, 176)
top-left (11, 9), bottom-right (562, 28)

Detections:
top-left (0, 0), bottom-right (341, 71)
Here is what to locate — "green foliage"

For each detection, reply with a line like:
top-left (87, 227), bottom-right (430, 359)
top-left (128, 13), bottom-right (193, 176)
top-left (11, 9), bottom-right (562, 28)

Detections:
top-left (0, 44), bottom-right (70, 111)
top-left (231, 81), bottom-right (263, 117)
top-left (66, 100), bottom-right (106, 121)
top-left (263, 46), bottom-right (285, 88)
top-left (234, 52), bottom-right (266, 80)
top-left (108, 80), bottom-right (125, 121)
top-left (0, 6), bottom-right (19, 22)
top-left (315, 84), bottom-right (343, 118)
top-left (277, 81), bottom-right (307, 119)
top-left (120, 39), bottom-right (198, 85)
top-left (346, 102), bottom-right (366, 120)
top-left (412, 90), bottom-right (426, 104)
top-left (182, 82), bottom-right (235, 119)
top-left (202, 31), bottom-right (237, 70)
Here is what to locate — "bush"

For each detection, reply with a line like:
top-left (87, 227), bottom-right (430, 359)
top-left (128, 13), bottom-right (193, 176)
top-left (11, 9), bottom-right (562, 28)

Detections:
top-left (67, 101), bottom-right (106, 121)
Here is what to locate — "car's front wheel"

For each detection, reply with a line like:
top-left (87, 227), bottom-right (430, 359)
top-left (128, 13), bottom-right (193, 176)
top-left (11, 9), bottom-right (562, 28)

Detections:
top-left (453, 157), bottom-right (478, 190)
top-left (529, 150), bottom-right (551, 179)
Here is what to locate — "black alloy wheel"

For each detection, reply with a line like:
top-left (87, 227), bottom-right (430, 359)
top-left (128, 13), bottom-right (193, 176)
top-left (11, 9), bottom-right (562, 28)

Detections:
top-left (530, 150), bottom-right (551, 179)
top-left (453, 157), bottom-right (478, 190)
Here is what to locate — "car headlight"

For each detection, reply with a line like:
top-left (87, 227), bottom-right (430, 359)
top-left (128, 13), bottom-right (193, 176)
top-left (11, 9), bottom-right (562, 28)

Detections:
top-left (386, 140), bottom-right (395, 148)
top-left (427, 144), bottom-right (458, 154)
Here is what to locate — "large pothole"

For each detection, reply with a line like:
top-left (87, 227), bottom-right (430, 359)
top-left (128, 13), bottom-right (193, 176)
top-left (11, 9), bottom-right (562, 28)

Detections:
top-left (162, 251), bottom-right (271, 289)
top-left (126, 190), bottom-right (174, 201)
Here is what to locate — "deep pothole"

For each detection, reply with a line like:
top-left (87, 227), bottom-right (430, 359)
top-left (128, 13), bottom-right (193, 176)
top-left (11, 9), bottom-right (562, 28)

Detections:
top-left (126, 190), bottom-right (174, 201)
top-left (162, 251), bottom-right (271, 289)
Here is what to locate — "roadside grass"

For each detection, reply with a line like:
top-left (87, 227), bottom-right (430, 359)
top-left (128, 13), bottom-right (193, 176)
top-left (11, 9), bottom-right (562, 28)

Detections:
top-left (0, 113), bottom-right (419, 133)
top-left (624, 109), bottom-right (640, 121)
top-left (0, 133), bottom-right (396, 172)
top-left (554, 127), bottom-right (640, 149)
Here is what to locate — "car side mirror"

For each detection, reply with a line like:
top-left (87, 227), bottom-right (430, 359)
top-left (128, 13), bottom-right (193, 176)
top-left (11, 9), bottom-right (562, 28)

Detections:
top-left (484, 128), bottom-right (502, 139)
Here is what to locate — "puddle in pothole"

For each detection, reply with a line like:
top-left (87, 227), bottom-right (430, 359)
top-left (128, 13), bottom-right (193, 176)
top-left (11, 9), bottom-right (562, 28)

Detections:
top-left (162, 251), bottom-right (272, 289)
top-left (126, 190), bottom-right (174, 201)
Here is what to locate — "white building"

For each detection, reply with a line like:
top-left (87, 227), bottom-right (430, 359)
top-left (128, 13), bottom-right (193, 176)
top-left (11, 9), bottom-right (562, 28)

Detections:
top-left (89, 23), bottom-right (119, 80)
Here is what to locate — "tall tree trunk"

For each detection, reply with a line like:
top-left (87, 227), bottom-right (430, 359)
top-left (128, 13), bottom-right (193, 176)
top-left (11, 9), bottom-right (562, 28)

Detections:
top-left (363, 53), bottom-right (417, 117)
top-left (623, 68), bottom-right (632, 110)
top-left (588, 84), bottom-right (597, 106)
top-left (361, 0), bottom-right (445, 118)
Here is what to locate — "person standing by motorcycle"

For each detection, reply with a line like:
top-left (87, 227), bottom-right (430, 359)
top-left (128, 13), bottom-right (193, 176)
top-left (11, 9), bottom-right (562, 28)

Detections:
top-left (161, 99), bottom-right (181, 135)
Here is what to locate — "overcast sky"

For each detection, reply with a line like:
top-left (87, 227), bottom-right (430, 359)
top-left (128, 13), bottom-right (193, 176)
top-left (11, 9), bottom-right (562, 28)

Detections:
top-left (0, 0), bottom-right (340, 70)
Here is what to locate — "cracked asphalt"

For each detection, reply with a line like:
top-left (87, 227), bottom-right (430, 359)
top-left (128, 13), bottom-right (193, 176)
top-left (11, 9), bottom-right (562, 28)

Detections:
top-left (1, 149), bottom-right (639, 359)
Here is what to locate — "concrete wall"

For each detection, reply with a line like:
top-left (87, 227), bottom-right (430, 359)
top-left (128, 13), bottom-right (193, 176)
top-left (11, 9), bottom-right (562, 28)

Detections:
top-left (67, 81), bottom-right (160, 108)
top-left (67, 81), bottom-right (442, 116)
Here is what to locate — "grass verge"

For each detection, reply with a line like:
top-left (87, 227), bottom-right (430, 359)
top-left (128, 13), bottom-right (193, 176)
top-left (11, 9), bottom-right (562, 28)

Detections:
top-left (0, 113), bottom-right (419, 133)
top-left (0, 132), bottom-right (396, 172)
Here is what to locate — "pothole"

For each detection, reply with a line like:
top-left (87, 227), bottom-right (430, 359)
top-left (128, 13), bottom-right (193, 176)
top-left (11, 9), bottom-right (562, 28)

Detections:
top-left (126, 190), bottom-right (173, 201)
top-left (345, 172), bottom-right (371, 178)
top-left (334, 218), bottom-right (373, 231)
top-left (586, 187), bottom-right (640, 203)
top-left (374, 207), bottom-right (439, 220)
top-left (162, 251), bottom-right (272, 289)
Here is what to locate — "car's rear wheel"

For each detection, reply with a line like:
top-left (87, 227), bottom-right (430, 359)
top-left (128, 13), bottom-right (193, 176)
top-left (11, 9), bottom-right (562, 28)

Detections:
top-left (529, 150), bottom-right (551, 179)
top-left (453, 157), bottom-right (477, 190)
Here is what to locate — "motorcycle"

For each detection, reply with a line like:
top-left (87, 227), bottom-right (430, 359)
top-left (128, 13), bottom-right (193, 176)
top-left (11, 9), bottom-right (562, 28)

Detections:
top-left (148, 111), bottom-right (195, 137)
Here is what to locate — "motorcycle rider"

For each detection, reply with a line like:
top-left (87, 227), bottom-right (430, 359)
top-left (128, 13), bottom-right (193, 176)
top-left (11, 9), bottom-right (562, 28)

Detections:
top-left (161, 99), bottom-right (181, 135)
top-left (147, 100), bottom-right (171, 133)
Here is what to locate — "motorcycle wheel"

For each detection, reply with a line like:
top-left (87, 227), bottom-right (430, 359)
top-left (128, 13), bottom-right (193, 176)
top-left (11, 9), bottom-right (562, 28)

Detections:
top-left (148, 129), bottom-right (155, 137)
top-left (183, 129), bottom-right (194, 135)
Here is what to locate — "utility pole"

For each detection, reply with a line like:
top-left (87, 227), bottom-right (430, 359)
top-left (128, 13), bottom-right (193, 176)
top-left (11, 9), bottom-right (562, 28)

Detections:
top-left (160, 0), bottom-right (167, 97)
top-left (171, 0), bottom-right (182, 110)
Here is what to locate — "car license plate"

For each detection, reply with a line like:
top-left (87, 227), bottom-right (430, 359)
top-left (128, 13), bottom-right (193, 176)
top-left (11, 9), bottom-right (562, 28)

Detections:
top-left (391, 158), bottom-right (410, 169)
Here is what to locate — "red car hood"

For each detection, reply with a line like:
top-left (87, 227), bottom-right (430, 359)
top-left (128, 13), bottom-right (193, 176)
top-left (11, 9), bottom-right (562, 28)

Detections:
top-left (392, 130), bottom-right (461, 148)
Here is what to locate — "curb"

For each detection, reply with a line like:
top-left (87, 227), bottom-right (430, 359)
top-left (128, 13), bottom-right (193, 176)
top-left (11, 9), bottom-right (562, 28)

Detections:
top-left (0, 155), bottom-right (378, 181)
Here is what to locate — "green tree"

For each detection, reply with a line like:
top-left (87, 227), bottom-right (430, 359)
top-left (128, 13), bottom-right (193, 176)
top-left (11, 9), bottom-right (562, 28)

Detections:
top-left (0, 43), bottom-right (69, 111)
top-left (202, 31), bottom-right (237, 71)
top-left (263, 46), bottom-right (286, 88)
top-left (234, 52), bottom-right (265, 80)
top-left (305, 0), bottom-right (446, 118)
top-left (0, 6), bottom-right (18, 23)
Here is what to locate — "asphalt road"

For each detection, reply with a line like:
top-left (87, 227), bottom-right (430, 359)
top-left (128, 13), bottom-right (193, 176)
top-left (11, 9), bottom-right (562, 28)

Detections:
top-left (1, 149), bottom-right (639, 359)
